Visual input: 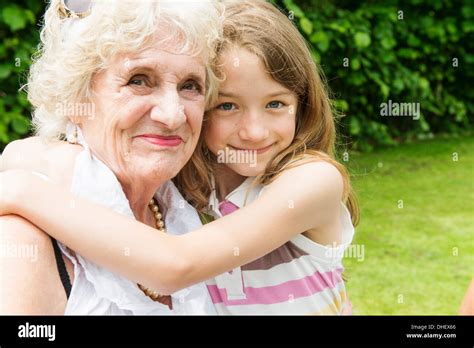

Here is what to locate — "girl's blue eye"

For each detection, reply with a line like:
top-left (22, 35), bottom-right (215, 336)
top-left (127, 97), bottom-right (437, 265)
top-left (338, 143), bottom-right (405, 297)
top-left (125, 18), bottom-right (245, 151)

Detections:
top-left (217, 103), bottom-right (236, 111)
top-left (267, 101), bottom-right (284, 109)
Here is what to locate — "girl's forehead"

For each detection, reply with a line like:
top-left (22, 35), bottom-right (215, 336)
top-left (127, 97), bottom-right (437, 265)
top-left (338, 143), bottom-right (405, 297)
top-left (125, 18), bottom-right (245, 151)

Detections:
top-left (219, 46), bottom-right (260, 64)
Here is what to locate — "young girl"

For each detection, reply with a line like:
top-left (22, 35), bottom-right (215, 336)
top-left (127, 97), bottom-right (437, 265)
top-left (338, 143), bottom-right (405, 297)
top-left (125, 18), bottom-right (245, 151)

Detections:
top-left (1, 0), bottom-right (358, 314)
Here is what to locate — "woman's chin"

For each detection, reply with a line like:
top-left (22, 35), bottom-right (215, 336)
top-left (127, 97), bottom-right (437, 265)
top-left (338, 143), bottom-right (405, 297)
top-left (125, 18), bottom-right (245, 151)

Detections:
top-left (123, 155), bottom-right (183, 184)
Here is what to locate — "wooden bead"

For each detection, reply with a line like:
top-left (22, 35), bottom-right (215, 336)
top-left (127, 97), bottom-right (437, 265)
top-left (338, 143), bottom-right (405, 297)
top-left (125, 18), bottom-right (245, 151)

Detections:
top-left (139, 197), bottom-right (168, 301)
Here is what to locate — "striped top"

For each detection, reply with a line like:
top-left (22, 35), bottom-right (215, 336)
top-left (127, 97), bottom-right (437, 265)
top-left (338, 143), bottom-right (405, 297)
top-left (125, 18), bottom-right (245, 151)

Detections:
top-left (204, 177), bottom-right (355, 315)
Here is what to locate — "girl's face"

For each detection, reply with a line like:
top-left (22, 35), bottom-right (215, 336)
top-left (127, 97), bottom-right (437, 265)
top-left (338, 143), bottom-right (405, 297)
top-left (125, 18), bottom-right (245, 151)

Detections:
top-left (205, 47), bottom-right (298, 177)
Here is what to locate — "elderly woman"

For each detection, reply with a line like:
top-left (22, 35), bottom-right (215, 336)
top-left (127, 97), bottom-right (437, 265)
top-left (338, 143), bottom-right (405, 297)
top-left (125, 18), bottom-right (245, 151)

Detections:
top-left (0, 0), bottom-right (221, 314)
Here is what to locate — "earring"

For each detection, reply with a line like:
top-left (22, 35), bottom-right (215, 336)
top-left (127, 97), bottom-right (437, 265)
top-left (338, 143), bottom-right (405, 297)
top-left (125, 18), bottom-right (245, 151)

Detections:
top-left (66, 122), bottom-right (78, 144)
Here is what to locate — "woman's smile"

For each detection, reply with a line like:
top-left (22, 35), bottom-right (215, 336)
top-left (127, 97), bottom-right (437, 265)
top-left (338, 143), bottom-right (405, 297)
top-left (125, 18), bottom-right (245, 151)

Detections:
top-left (135, 134), bottom-right (184, 147)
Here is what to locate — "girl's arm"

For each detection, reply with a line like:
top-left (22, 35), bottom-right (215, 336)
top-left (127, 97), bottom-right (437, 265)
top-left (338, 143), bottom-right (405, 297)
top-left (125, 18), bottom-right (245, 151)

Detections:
top-left (1, 161), bottom-right (343, 295)
top-left (1, 137), bottom-right (82, 184)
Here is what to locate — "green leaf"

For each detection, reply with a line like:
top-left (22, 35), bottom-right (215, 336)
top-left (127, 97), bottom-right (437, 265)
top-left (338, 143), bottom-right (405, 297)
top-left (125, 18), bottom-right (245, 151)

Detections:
top-left (380, 83), bottom-right (390, 99)
top-left (393, 78), bottom-right (404, 91)
top-left (407, 34), bottom-right (421, 47)
top-left (446, 22), bottom-right (457, 35)
top-left (0, 64), bottom-right (12, 79)
top-left (354, 32), bottom-right (371, 48)
top-left (419, 77), bottom-right (430, 90)
top-left (351, 58), bottom-right (361, 70)
top-left (381, 37), bottom-right (396, 50)
top-left (311, 50), bottom-right (321, 64)
top-left (17, 93), bottom-right (30, 107)
top-left (282, 0), bottom-right (304, 18)
top-left (328, 22), bottom-right (347, 34)
top-left (398, 48), bottom-right (419, 59)
top-left (350, 117), bottom-right (361, 135)
top-left (461, 5), bottom-right (473, 18)
top-left (420, 117), bottom-right (430, 132)
top-left (300, 17), bottom-right (313, 35)
top-left (0, 122), bottom-right (9, 143)
top-left (11, 115), bottom-right (30, 135)
top-left (381, 52), bottom-right (396, 63)
top-left (310, 30), bottom-right (330, 52)
top-left (2, 6), bottom-right (27, 32)
top-left (348, 72), bottom-right (366, 86)
top-left (462, 21), bottom-right (474, 33)
top-left (25, 9), bottom-right (36, 24)
top-left (333, 99), bottom-right (349, 112)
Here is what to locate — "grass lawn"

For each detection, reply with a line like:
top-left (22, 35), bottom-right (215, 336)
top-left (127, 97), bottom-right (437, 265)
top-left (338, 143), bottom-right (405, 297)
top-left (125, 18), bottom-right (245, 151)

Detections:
top-left (343, 135), bottom-right (474, 315)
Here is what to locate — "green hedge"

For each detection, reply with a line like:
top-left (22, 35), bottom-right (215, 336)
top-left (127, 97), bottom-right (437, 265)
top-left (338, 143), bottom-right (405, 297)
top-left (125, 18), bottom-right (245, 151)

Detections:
top-left (276, 0), bottom-right (473, 150)
top-left (0, 1), bottom-right (472, 151)
top-left (0, 0), bottom-right (43, 150)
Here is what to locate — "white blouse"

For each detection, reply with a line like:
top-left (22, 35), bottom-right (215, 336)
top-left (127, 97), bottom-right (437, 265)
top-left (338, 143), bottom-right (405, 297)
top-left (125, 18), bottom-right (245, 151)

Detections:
top-left (55, 127), bottom-right (216, 315)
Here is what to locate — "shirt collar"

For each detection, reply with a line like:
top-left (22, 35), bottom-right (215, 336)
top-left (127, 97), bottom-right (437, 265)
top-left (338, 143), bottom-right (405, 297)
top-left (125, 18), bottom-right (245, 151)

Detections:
top-left (208, 176), bottom-right (263, 217)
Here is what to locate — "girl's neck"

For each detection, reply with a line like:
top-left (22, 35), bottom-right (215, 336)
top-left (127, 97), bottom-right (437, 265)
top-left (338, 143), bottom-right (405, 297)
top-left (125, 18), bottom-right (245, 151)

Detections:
top-left (214, 164), bottom-right (247, 201)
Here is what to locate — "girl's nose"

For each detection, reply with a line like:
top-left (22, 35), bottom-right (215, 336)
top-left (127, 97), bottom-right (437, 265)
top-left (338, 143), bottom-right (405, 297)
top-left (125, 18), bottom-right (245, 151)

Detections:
top-left (238, 111), bottom-right (270, 142)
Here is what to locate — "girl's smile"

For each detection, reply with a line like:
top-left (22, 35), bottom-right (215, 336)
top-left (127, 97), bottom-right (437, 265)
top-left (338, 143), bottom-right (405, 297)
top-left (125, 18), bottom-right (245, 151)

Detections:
top-left (228, 143), bottom-right (274, 155)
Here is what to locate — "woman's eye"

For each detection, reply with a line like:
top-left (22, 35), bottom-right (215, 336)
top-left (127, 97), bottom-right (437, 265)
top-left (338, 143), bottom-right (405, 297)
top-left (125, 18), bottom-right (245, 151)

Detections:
top-left (182, 80), bottom-right (202, 93)
top-left (128, 75), bottom-right (148, 86)
top-left (266, 101), bottom-right (284, 109)
top-left (217, 102), bottom-right (236, 111)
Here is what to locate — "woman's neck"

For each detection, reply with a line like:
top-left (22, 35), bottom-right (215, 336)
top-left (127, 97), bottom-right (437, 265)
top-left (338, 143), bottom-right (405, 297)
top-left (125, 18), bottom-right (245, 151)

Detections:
top-left (85, 141), bottom-right (162, 226)
top-left (213, 164), bottom-right (247, 201)
top-left (122, 184), bottom-right (157, 225)
top-left (119, 174), bottom-right (168, 226)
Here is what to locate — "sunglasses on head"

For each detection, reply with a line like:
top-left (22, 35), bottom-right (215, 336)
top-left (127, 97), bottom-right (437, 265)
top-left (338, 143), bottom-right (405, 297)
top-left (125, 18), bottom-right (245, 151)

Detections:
top-left (58, 0), bottom-right (93, 19)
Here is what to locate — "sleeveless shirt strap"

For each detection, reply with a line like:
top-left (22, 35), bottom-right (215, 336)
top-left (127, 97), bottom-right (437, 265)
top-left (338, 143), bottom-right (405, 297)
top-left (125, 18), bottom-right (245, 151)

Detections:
top-left (51, 238), bottom-right (72, 299)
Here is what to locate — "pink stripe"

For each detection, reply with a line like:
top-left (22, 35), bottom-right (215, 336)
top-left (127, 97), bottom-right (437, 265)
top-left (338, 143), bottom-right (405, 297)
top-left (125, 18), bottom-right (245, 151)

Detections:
top-left (207, 268), bottom-right (344, 306)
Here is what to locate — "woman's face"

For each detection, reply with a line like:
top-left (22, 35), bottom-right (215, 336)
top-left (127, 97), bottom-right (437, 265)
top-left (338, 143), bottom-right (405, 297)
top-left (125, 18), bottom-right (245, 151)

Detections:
top-left (79, 40), bottom-right (206, 185)
top-left (205, 47), bottom-right (297, 177)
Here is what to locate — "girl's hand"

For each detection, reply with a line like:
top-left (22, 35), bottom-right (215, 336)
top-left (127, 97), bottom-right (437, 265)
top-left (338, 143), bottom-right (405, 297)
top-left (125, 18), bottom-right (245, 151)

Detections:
top-left (0, 136), bottom-right (82, 186)
top-left (0, 169), bottom-right (41, 216)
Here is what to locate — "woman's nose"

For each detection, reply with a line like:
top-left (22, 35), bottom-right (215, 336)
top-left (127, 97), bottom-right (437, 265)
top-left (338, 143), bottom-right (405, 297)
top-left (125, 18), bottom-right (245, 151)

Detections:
top-left (238, 111), bottom-right (270, 142)
top-left (149, 90), bottom-right (186, 130)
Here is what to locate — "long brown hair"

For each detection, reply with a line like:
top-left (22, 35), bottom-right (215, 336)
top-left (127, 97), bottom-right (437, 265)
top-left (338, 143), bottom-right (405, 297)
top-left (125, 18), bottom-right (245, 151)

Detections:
top-left (174, 0), bottom-right (359, 225)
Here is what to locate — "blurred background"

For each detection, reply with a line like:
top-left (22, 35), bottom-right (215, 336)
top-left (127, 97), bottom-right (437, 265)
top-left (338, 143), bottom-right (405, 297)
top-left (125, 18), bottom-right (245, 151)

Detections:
top-left (0, 0), bottom-right (472, 314)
